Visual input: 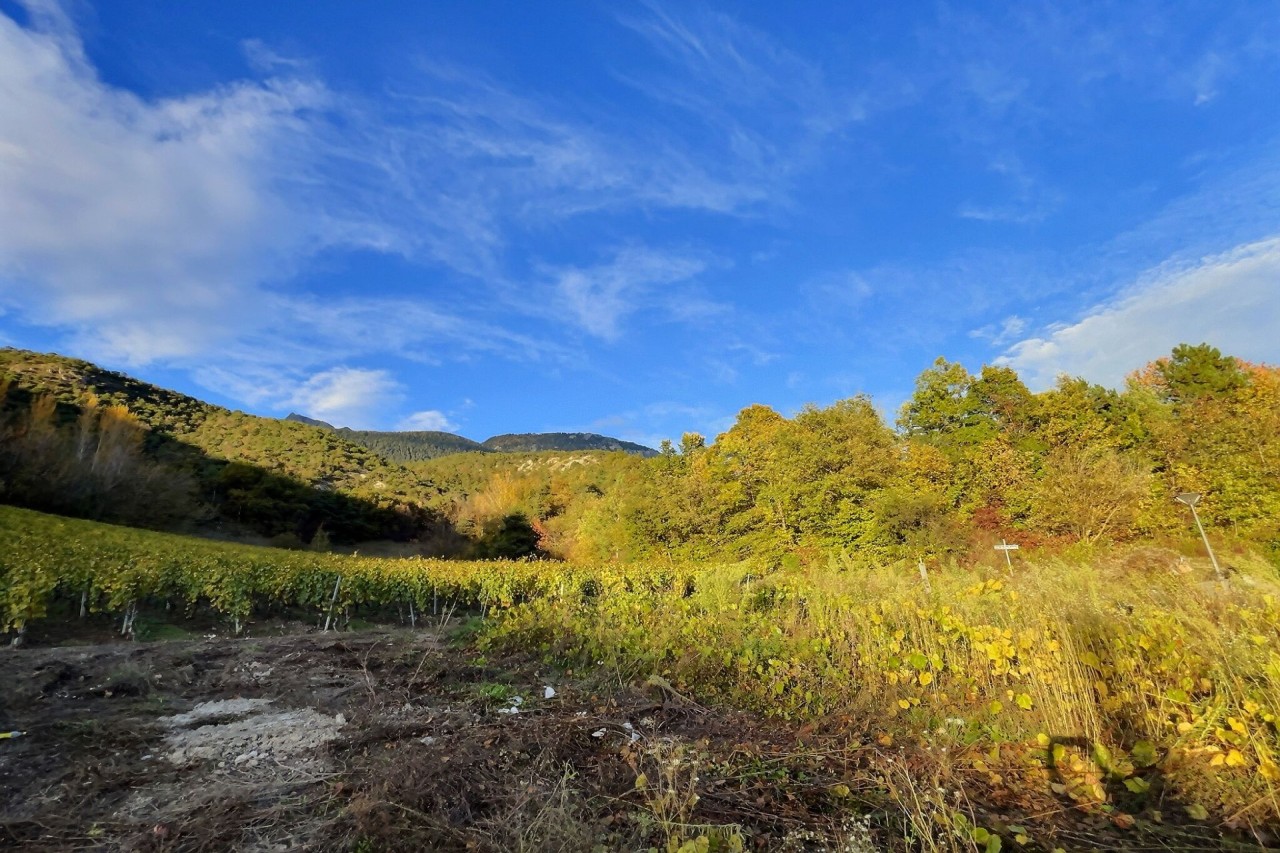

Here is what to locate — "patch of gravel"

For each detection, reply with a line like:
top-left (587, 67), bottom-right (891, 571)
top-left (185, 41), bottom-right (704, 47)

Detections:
top-left (162, 697), bottom-right (273, 728)
top-left (162, 698), bottom-right (346, 772)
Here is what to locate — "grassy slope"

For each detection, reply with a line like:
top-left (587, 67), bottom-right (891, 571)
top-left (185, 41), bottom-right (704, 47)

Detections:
top-left (3, 503), bottom-right (1278, 845)
top-left (0, 348), bottom-right (443, 514)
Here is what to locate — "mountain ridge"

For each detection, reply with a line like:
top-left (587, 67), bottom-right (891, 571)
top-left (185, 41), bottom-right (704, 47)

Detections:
top-left (283, 413), bottom-right (656, 461)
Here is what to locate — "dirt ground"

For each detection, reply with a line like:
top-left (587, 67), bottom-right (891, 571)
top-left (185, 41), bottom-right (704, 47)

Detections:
top-left (1, 625), bottom-right (1268, 852)
top-left (0, 625), bottom-right (884, 852)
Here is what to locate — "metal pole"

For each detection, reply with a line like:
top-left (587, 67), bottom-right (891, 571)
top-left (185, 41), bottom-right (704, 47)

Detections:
top-left (1189, 504), bottom-right (1225, 583)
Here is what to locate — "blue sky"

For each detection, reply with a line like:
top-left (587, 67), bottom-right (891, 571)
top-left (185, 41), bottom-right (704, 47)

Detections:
top-left (2, 1), bottom-right (1278, 447)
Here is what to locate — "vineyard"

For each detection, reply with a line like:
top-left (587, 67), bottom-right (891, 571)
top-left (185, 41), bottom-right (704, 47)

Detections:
top-left (3, 503), bottom-right (1280, 848)
top-left (0, 504), bottom-right (690, 637)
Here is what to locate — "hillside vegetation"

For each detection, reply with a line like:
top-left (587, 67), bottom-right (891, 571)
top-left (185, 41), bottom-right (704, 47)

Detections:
top-left (0, 349), bottom-right (449, 546)
top-left (284, 413), bottom-right (490, 461)
top-left (2, 503), bottom-right (1277, 848)
top-left (3, 341), bottom-right (1280, 847)
top-left (481, 432), bottom-right (658, 456)
top-left (282, 412), bottom-right (657, 462)
top-left (422, 343), bottom-right (1280, 569)
top-left (3, 343), bottom-right (1278, 569)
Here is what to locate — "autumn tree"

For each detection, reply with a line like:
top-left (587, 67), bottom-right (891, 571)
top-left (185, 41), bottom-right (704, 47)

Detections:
top-left (1028, 446), bottom-right (1151, 543)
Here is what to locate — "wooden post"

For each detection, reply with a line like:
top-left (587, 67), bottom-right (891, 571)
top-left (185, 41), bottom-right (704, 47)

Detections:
top-left (323, 575), bottom-right (342, 633)
top-left (994, 540), bottom-right (1020, 570)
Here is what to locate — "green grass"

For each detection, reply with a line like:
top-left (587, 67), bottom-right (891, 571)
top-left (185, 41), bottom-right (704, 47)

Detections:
top-left (3, 502), bottom-right (1279, 839)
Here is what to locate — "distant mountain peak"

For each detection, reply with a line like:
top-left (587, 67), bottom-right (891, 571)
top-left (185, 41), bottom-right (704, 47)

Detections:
top-left (285, 412), bottom-right (335, 430)
top-left (482, 432), bottom-right (657, 457)
top-left (279, 413), bottom-right (657, 461)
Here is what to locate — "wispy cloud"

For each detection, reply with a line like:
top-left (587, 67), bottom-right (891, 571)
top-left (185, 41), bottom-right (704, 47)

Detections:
top-left (918, 3), bottom-right (1280, 227)
top-left (0, 2), bottom-right (862, 399)
top-left (615, 2), bottom-right (867, 201)
top-left (398, 410), bottom-right (458, 432)
top-left (542, 247), bottom-right (711, 340)
top-left (241, 38), bottom-right (308, 74)
top-left (798, 249), bottom-right (1070, 354)
top-left (957, 154), bottom-right (1060, 224)
top-left (970, 315), bottom-right (1028, 346)
top-left (1000, 237), bottom-right (1280, 389)
top-left (276, 296), bottom-right (566, 365)
top-left (925, 3), bottom-right (1274, 118)
top-left (286, 367), bottom-right (403, 429)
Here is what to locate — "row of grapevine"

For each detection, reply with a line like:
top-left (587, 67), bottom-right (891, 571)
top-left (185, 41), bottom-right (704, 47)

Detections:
top-left (0, 505), bottom-right (697, 635)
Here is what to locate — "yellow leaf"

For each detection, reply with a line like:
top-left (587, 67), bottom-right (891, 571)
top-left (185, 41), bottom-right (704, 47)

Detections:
top-left (1123, 777), bottom-right (1150, 794)
top-left (1186, 804), bottom-right (1209, 821)
top-left (1225, 749), bottom-right (1247, 767)
top-left (898, 699), bottom-right (910, 710)
top-left (918, 671), bottom-right (933, 687)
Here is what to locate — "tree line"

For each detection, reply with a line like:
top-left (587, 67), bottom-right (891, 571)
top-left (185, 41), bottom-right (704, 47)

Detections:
top-left (417, 344), bottom-right (1280, 565)
top-left (3, 344), bottom-right (1276, 566)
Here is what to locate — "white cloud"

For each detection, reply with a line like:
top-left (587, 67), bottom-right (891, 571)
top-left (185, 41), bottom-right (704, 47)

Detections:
top-left (970, 314), bottom-right (1028, 345)
top-left (616, 2), bottom-right (866, 190)
top-left (547, 247), bottom-right (709, 339)
top-left (0, 6), bottom-right (331, 365)
top-left (1001, 237), bottom-right (1280, 389)
top-left (241, 39), bottom-right (307, 74)
top-left (0, 3), bottom-right (856, 395)
top-left (286, 367), bottom-right (403, 429)
top-left (398, 410), bottom-right (458, 432)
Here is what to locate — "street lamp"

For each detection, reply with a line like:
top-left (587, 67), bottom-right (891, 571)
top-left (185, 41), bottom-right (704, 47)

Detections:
top-left (1175, 492), bottom-right (1224, 583)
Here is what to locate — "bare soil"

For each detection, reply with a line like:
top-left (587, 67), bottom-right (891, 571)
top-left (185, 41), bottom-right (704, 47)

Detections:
top-left (0, 627), bottom-right (1266, 852)
top-left (0, 627), bottom-right (869, 851)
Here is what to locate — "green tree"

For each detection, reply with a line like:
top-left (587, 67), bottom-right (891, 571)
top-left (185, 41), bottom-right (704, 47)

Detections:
top-left (1153, 343), bottom-right (1247, 405)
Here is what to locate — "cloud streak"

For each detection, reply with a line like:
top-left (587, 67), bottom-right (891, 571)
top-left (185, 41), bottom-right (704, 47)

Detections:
top-left (1001, 237), bottom-right (1280, 389)
top-left (543, 247), bottom-right (711, 340)
top-left (398, 410), bottom-right (458, 432)
top-left (0, 2), bottom-right (859, 385)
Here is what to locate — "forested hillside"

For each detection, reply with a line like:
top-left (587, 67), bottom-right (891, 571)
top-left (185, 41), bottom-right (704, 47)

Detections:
top-left (481, 432), bottom-right (657, 456)
top-left (0, 349), bottom-right (449, 547)
top-left (332, 428), bottom-right (487, 461)
top-left (4, 344), bottom-right (1280, 848)
top-left (2, 343), bottom-right (1277, 567)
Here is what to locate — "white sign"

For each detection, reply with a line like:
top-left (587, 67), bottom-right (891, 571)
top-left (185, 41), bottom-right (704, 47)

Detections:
top-left (994, 539), bottom-right (1019, 568)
